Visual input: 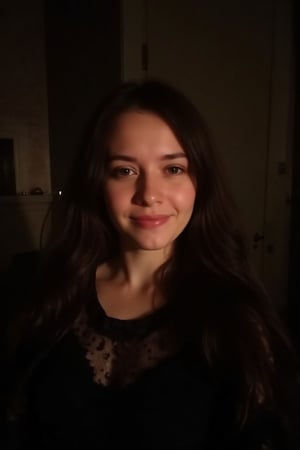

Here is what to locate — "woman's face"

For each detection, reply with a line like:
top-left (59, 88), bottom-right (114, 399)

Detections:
top-left (104, 111), bottom-right (196, 254)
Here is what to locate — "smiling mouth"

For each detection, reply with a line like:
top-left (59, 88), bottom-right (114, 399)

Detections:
top-left (131, 215), bottom-right (170, 228)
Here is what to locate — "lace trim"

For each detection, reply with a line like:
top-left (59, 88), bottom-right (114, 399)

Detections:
top-left (73, 308), bottom-right (178, 386)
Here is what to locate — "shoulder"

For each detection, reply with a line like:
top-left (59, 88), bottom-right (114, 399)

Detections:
top-left (206, 371), bottom-right (297, 450)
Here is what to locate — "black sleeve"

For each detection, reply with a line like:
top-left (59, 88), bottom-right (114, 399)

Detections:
top-left (228, 411), bottom-right (289, 450)
top-left (209, 407), bottom-right (295, 450)
top-left (1, 417), bottom-right (26, 450)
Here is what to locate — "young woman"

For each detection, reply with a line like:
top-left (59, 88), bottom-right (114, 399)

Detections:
top-left (2, 80), bottom-right (299, 449)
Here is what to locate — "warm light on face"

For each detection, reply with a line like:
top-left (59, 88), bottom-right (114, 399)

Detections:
top-left (104, 111), bottom-right (196, 254)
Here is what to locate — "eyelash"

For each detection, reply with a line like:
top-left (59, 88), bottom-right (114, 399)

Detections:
top-left (110, 165), bottom-right (186, 178)
top-left (110, 167), bottom-right (136, 178)
top-left (165, 166), bottom-right (185, 175)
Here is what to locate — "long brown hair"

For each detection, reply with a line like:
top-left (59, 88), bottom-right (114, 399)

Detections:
top-left (6, 79), bottom-right (299, 431)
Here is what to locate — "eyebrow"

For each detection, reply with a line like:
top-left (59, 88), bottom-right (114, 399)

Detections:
top-left (108, 152), bottom-right (187, 162)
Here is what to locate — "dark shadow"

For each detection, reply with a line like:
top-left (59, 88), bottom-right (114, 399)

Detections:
top-left (0, 196), bottom-right (49, 345)
top-left (287, 0), bottom-right (300, 349)
top-left (45, 0), bottom-right (121, 192)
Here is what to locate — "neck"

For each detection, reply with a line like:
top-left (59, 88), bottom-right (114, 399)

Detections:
top-left (95, 247), bottom-right (173, 319)
top-left (114, 247), bottom-right (172, 290)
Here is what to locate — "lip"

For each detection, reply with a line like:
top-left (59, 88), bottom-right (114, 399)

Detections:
top-left (131, 215), bottom-right (170, 228)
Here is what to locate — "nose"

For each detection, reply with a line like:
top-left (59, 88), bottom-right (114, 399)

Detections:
top-left (132, 172), bottom-right (163, 206)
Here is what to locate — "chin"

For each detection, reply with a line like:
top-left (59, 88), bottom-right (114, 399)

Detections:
top-left (125, 237), bottom-right (174, 252)
top-left (140, 244), bottom-right (171, 252)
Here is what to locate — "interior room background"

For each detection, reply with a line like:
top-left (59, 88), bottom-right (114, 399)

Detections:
top-left (0, 0), bottom-right (298, 340)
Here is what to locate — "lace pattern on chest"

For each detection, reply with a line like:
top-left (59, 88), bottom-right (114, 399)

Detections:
top-left (73, 307), bottom-right (178, 387)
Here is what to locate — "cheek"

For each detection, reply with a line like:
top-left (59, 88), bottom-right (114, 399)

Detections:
top-left (172, 183), bottom-right (196, 210)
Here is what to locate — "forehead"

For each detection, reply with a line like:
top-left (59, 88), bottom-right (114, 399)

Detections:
top-left (108, 111), bottom-right (184, 155)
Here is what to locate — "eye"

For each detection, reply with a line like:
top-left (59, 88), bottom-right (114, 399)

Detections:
top-left (165, 166), bottom-right (185, 175)
top-left (110, 167), bottom-right (136, 178)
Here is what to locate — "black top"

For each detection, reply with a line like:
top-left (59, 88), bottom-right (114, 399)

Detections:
top-left (3, 295), bottom-right (288, 450)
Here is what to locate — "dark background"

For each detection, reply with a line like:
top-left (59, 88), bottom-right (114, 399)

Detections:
top-left (0, 0), bottom-right (299, 347)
